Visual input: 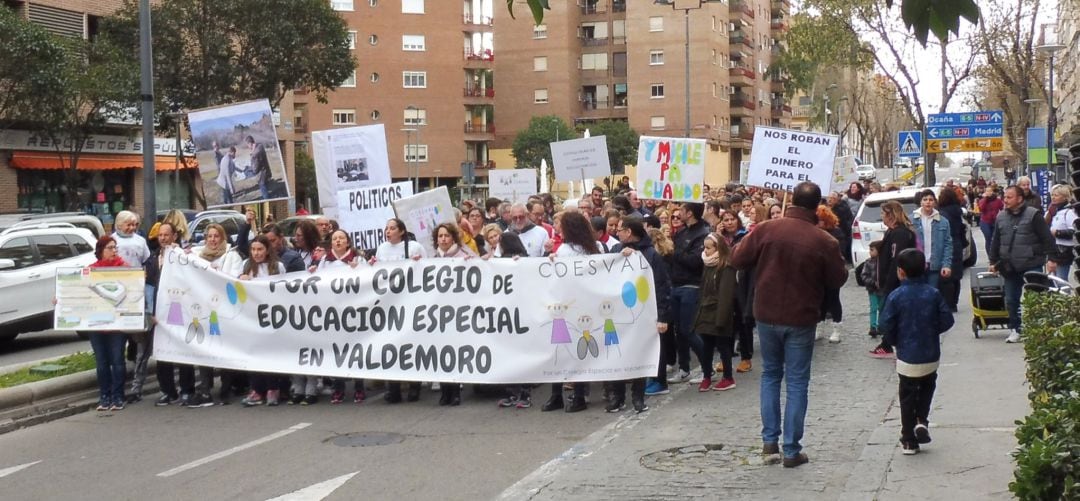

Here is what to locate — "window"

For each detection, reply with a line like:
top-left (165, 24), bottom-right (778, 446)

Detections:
top-left (331, 0), bottom-right (354, 11)
top-left (340, 70), bottom-right (356, 87)
top-left (370, 110), bottom-right (381, 120)
top-left (404, 108), bottom-right (426, 125)
top-left (649, 16), bottom-right (663, 31)
top-left (34, 235), bottom-right (74, 263)
top-left (0, 237), bottom-right (33, 270)
top-left (369, 34), bottom-right (378, 45)
top-left (649, 50), bottom-right (664, 65)
top-left (369, 0), bottom-right (377, 5)
top-left (402, 71), bottom-right (426, 88)
top-left (332, 109), bottom-right (356, 125)
top-left (712, 82), bottom-right (717, 97)
top-left (533, 56), bottom-right (548, 71)
top-left (533, 24), bottom-right (548, 39)
top-left (581, 53), bottom-right (608, 70)
top-left (402, 35), bottom-right (425, 51)
top-left (650, 84), bottom-right (664, 98)
top-left (65, 235), bottom-right (93, 255)
top-left (347, 31), bottom-right (356, 49)
top-left (404, 144), bottom-right (428, 162)
top-left (370, 72), bottom-right (380, 83)
top-left (650, 116), bottom-right (666, 130)
top-left (534, 89), bottom-right (549, 104)
top-left (711, 16), bottom-right (717, 31)
top-left (402, 0), bottom-right (424, 14)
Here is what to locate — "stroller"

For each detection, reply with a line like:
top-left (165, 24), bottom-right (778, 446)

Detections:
top-left (970, 268), bottom-right (1009, 338)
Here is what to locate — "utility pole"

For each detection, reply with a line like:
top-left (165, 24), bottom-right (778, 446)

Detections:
top-left (139, 0), bottom-right (156, 224)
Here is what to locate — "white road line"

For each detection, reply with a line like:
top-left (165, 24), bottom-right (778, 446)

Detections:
top-left (156, 423), bottom-right (311, 478)
top-left (0, 460), bottom-right (41, 479)
top-left (265, 471), bottom-right (359, 501)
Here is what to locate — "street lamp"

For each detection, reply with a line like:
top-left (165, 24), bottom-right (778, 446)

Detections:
top-left (837, 96), bottom-right (849, 155)
top-left (1037, 33), bottom-right (1065, 177)
top-left (1023, 98), bottom-right (1043, 174)
top-left (823, 83), bottom-right (838, 134)
top-left (655, 0), bottom-right (722, 138)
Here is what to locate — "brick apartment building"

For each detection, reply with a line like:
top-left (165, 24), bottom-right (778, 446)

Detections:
top-left (491, 0), bottom-right (791, 184)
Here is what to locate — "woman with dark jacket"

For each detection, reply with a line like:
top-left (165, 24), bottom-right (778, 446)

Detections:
top-left (937, 187), bottom-right (968, 311)
top-left (691, 233), bottom-right (738, 392)
top-left (870, 201), bottom-right (918, 358)
top-left (86, 236), bottom-right (131, 411)
top-left (609, 216), bottom-right (672, 412)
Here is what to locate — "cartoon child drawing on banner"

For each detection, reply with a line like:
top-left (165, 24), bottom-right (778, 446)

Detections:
top-left (185, 302), bottom-right (206, 344)
top-left (599, 301), bottom-right (622, 358)
top-left (597, 278), bottom-right (653, 358)
top-left (542, 302), bottom-right (574, 365)
top-left (165, 288), bottom-right (187, 327)
top-left (573, 314), bottom-right (600, 360)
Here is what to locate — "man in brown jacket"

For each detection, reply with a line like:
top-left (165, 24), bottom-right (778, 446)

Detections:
top-left (731, 181), bottom-right (849, 468)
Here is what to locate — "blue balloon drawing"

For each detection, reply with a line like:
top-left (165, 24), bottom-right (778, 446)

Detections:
top-left (622, 281), bottom-right (637, 308)
top-left (226, 283), bottom-right (238, 305)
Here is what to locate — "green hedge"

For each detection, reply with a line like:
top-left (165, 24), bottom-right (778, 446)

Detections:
top-left (1011, 292), bottom-right (1080, 500)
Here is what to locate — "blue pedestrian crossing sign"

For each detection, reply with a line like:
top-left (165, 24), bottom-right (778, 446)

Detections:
top-left (898, 130), bottom-right (922, 158)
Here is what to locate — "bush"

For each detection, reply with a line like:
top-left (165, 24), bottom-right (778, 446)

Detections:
top-left (1010, 292), bottom-right (1080, 500)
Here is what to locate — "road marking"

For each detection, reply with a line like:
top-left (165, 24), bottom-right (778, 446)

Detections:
top-left (157, 423), bottom-right (311, 478)
top-left (0, 460), bottom-right (41, 479)
top-left (265, 471), bottom-right (359, 501)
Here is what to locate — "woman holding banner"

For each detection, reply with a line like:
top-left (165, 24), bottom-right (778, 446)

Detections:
top-left (316, 230), bottom-right (367, 405)
top-left (373, 218), bottom-right (425, 403)
top-left (239, 235), bottom-right (288, 407)
top-left (431, 222), bottom-right (475, 406)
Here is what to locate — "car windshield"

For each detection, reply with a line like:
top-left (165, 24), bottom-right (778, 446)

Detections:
top-left (859, 199), bottom-right (918, 223)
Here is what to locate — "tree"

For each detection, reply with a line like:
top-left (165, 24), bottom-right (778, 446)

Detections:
top-left (0, 7), bottom-right (68, 130)
top-left (509, 0), bottom-right (978, 46)
top-left (580, 120), bottom-right (638, 175)
top-left (511, 115), bottom-right (577, 188)
top-left (295, 149), bottom-right (318, 209)
top-left (104, 0), bottom-right (356, 127)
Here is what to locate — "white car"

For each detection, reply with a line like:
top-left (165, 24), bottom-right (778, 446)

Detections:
top-left (0, 225), bottom-right (97, 342)
top-left (851, 187), bottom-right (975, 267)
top-left (856, 164), bottom-right (877, 181)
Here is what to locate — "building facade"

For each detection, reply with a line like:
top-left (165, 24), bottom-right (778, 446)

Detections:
top-left (492, 0), bottom-right (791, 184)
top-left (1055, 0), bottom-right (1079, 144)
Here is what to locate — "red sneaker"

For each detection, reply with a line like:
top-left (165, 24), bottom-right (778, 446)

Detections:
top-left (713, 378), bottom-right (736, 391)
top-left (868, 347), bottom-right (895, 359)
top-left (698, 378), bottom-right (713, 392)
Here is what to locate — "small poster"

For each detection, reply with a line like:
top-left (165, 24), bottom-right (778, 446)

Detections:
top-left (391, 186), bottom-right (457, 256)
top-left (830, 156), bottom-right (860, 194)
top-left (550, 136), bottom-right (611, 181)
top-left (312, 125), bottom-right (392, 218)
top-left (746, 127), bottom-right (838, 192)
top-left (635, 136), bottom-right (706, 202)
top-left (336, 181), bottom-right (414, 252)
top-left (188, 99), bottom-right (292, 208)
top-left (488, 169), bottom-right (538, 204)
top-left (54, 267), bottom-right (146, 332)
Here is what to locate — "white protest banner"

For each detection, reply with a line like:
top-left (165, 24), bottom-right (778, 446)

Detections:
top-left (830, 155), bottom-right (860, 195)
top-left (335, 182), bottom-right (414, 251)
top-left (489, 169), bottom-right (537, 204)
top-left (391, 186), bottom-right (456, 256)
top-left (739, 161), bottom-right (750, 185)
top-left (746, 127), bottom-right (838, 192)
top-left (152, 250), bottom-right (660, 384)
top-left (188, 99), bottom-right (291, 208)
top-left (312, 124), bottom-right (392, 219)
top-left (54, 267), bottom-right (146, 331)
top-left (635, 136), bottom-right (706, 202)
top-left (550, 136), bottom-right (611, 181)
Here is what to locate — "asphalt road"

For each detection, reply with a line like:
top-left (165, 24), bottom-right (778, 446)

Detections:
top-left (0, 329), bottom-right (89, 370)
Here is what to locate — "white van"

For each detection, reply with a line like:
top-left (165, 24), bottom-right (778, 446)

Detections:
top-left (851, 187), bottom-right (973, 266)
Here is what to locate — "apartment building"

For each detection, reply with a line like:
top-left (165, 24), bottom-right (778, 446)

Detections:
top-left (297, 0), bottom-right (495, 191)
top-left (492, 0), bottom-right (791, 184)
top-left (1054, 0), bottom-right (1079, 144)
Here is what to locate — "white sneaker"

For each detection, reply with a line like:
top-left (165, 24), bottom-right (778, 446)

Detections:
top-left (815, 325), bottom-right (824, 341)
top-left (667, 370), bottom-right (690, 383)
top-left (1005, 330), bottom-right (1021, 343)
top-left (829, 322), bottom-right (842, 344)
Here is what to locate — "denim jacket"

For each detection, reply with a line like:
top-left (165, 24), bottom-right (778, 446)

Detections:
top-left (912, 210), bottom-right (953, 271)
top-left (880, 277), bottom-right (955, 365)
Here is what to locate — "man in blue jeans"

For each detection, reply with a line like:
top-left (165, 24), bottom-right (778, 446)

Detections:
top-left (987, 185), bottom-right (1055, 343)
top-left (732, 182), bottom-right (848, 468)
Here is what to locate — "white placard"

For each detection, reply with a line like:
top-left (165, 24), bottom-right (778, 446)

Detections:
top-left (635, 136), bottom-right (706, 202)
top-left (830, 156), bottom-right (860, 195)
top-left (391, 186), bottom-right (457, 256)
top-left (335, 182), bottom-right (414, 251)
top-left (550, 136), bottom-right (611, 181)
top-left (746, 127), bottom-right (838, 192)
top-left (188, 99), bottom-right (292, 208)
top-left (489, 169), bottom-right (538, 204)
top-left (152, 249), bottom-right (660, 384)
top-left (312, 125), bottom-right (392, 219)
top-left (54, 267), bottom-right (146, 332)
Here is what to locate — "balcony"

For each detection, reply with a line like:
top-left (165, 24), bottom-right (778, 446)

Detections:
top-left (770, 80), bottom-right (786, 93)
top-left (730, 0), bottom-right (755, 21)
top-left (581, 99), bottom-right (610, 111)
top-left (770, 0), bottom-right (791, 11)
top-left (731, 125), bottom-right (755, 143)
top-left (463, 48), bottom-right (495, 68)
top-left (730, 93), bottom-right (757, 116)
top-left (464, 122), bottom-right (495, 141)
top-left (613, 1), bottom-right (625, 13)
top-left (464, 87), bottom-right (495, 104)
top-left (581, 1), bottom-right (606, 15)
top-left (793, 105), bottom-right (813, 118)
top-left (729, 33), bottom-right (754, 52)
top-left (581, 37), bottom-right (609, 47)
top-left (770, 103), bottom-right (793, 118)
top-left (463, 160), bottom-right (497, 171)
top-left (579, 67), bottom-right (612, 82)
top-left (463, 13), bottom-right (493, 28)
top-left (770, 17), bottom-right (788, 31)
top-left (729, 66), bottom-right (756, 87)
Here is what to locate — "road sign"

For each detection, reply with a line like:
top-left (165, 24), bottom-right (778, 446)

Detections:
top-left (926, 111), bottom-right (1004, 151)
top-left (926, 138), bottom-right (1003, 154)
top-left (898, 130), bottom-right (922, 158)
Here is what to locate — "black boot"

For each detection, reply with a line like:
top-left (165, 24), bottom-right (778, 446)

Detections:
top-left (565, 393), bottom-right (587, 413)
top-left (385, 383), bottom-right (402, 404)
top-left (605, 398), bottom-right (625, 413)
top-left (606, 381), bottom-right (626, 413)
top-left (406, 383), bottom-right (421, 402)
top-left (438, 386), bottom-right (452, 406)
top-left (631, 378), bottom-right (648, 413)
top-left (541, 394), bottom-right (563, 412)
top-left (449, 384), bottom-right (461, 406)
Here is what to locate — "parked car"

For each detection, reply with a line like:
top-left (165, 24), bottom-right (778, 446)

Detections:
top-left (155, 209), bottom-right (198, 224)
top-left (278, 215), bottom-right (322, 243)
top-left (856, 164), bottom-right (877, 181)
top-left (851, 187), bottom-right (974, 266)
top-left (0, 212), bottom-right (106, 240)
top-left (0, 225), bottom-right (98, 342)
top-left (189, 209), bottom-right (247, 245)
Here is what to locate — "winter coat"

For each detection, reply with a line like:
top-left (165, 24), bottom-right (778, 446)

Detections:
top-left (938, 204), bottom-right (966, 272)
top-left (878, 225), bottom-right (918, 297)
top-left (880, 277), bottom-right (955, 365)
top-left (977, 195), bottom-right (1004, 225)
top-left (691, 265), bottom-right (738, 338)
top-left (670, 220), bottom-right (711, 287)
top-left (989, 205), bottom-right (1055, 274)
top-left (856, 256), bottom-right (880, 294)
top-left (912, 210), bottom-right (953, 271)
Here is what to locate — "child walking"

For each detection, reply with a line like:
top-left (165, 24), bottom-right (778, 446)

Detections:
top-left (878, 248), bottom-right (955, 455)
top-left (858, 241), bottom-right (884, 338)
top-left (691, 233), bottom-right (739, 391)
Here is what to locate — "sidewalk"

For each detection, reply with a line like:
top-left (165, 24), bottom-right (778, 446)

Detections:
top-left (499, 279), bottom-right (1029, 500)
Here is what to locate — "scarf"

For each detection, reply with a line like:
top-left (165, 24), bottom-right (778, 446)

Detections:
top-left (437, 244), bottom-right (460, 258)
top-left (91, 256), bottom-right (127, 268)
top-left (200, 243), bottom-right (228, 262)
top-left (325, 248), bottom-right (358, 263)
top-left (701, 234), bottom-right (720, 267)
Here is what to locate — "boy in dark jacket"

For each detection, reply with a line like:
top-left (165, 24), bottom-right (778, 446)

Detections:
top-left (857, 240), bottom-right (884, 338)
top-left (879, 249), bottom-right (955, 455)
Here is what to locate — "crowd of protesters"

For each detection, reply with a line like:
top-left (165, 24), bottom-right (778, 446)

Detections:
top-left (76, 169), bottom-right (1073, 465)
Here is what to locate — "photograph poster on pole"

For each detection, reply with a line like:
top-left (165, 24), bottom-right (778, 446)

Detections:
top-left (312, 124), bottom-right (392, 218)
top-left (188, 99), bottom-right (292, 208)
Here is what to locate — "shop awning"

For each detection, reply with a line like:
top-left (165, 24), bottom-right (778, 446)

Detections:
top-left (9, 151), bottom-right (197, 171)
